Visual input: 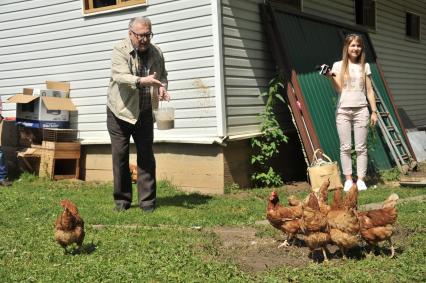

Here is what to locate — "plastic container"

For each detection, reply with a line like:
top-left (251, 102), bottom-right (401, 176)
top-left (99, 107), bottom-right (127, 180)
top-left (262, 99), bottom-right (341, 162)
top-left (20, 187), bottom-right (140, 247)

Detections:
top-left (154, 107), bottom-right (175, 130)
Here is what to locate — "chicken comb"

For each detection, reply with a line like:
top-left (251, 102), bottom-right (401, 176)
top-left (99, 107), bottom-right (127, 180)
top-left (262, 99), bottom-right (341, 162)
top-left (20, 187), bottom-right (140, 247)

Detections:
top-left (60, 199), bottom-right (79, 215)
top-left (271, 191), bottom-right (278, 197)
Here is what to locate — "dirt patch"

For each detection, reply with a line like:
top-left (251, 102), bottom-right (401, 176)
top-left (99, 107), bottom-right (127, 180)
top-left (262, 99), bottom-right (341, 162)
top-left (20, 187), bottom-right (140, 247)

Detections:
top-left (360, 195), bottom-right (426, 211)
top-left (212, 226), bottom-right (314, 272)
top-left (282, 181), bottom-right (312, 195)
top-left (212, 225), bottom-right (411, 273)
top-left (229, 181), bottom-right (311, 200)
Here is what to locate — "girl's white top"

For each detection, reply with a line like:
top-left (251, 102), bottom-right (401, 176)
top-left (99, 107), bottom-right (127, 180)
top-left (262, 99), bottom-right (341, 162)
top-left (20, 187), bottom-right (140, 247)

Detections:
top-left (332, 61), bottom-right (371, 108)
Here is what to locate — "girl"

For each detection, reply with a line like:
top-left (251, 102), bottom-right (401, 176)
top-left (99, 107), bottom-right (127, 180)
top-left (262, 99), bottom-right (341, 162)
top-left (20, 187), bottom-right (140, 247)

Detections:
top-left (325, 34), bottom-right (378, 191)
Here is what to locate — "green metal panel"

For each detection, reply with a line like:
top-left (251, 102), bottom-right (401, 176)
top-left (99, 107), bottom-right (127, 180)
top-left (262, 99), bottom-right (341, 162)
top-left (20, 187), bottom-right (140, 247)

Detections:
top-left (273, 10), bottom-right (398, 171)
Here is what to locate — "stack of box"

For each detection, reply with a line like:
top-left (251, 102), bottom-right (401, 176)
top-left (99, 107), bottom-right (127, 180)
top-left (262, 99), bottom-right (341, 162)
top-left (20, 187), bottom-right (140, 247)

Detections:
top-left (7, 81), bottom-right (77, 128)
top-left (7, 81), bottom-right (81, 180)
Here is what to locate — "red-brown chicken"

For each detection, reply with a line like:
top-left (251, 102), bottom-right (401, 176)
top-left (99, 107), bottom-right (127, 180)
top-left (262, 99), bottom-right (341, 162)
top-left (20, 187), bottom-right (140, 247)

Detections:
top-left (357, 193), bottom-right (399, 258)
top-left (316, 179), bottom-right (331, 215)
top-left (266, 191), bottom-right (303, 247)
top-left (54, 199), bottom-right (85, 253)
top-left (327, 184), bottom-right (360, 258)
top-left (129, 163), bottom-right (137, 183)
top-left (301, 193), bottom-right (331, 261)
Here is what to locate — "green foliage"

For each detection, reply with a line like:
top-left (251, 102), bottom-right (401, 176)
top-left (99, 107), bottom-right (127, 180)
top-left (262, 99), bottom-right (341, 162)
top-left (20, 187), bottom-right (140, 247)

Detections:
top-left (224, 183), bottom-right (240, 194)
top-left (379, 167), bottom-right (401, 181)
top-left (250, 75), bottom-right (288, 187)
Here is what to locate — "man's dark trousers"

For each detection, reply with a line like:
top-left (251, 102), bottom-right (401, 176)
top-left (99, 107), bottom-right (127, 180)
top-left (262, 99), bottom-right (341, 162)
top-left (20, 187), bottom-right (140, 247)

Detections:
top-left (107, 107), bottom-right (156, 210)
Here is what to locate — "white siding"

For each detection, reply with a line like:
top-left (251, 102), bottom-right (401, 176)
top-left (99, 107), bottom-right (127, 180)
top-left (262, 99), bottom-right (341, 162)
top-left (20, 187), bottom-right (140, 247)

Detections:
top-left (0, 0), bottom-right (217, 143)
top-left (222, 0), bottom-right (275, 136)
top-left (372, 0), bottom-right (426, 128)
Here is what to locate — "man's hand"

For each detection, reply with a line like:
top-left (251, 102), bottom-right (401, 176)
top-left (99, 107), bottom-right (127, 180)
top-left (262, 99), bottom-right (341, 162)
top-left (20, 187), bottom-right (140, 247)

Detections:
top-left (159, 86), bottom-right (170, 101)
top-left (139, 72), bottom-right (163, 87)
top-left (0, 115), bottom-right (3, 123)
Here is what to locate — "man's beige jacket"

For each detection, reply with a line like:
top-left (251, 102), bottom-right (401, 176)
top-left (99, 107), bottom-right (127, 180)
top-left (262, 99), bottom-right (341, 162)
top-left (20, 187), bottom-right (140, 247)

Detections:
top-left (107, 38), bottom-right (168, 124)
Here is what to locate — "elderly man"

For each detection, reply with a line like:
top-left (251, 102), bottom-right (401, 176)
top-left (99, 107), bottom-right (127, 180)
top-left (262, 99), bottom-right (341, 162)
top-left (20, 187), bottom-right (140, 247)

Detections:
top-left (107, 16), bottom-right (169, 213)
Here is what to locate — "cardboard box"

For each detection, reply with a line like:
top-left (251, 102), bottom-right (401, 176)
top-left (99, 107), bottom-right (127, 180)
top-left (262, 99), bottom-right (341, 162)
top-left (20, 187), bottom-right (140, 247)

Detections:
top-left (7, 81), bottom-right (76, 129)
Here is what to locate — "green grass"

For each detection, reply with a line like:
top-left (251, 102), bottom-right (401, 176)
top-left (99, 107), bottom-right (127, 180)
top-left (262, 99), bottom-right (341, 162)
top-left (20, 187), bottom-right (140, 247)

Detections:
top-left (1, 173), bottom-right (425, 282)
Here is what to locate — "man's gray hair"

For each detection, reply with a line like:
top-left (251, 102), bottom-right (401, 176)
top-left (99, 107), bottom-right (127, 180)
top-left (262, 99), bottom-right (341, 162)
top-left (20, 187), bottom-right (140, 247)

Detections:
top-left (129, 17), bottom-right (152, 29)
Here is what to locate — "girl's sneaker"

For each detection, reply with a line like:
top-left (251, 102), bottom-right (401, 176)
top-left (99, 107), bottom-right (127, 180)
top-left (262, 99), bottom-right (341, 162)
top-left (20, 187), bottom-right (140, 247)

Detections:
top-left (357, 179), bottom-right (367, 191)
top-left (343, 180), bottom-right (353, 192)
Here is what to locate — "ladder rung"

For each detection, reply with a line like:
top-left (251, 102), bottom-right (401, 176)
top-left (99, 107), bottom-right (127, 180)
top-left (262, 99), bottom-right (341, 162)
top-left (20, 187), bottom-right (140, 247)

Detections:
top-left (394, 139), bottom-right (401, 145)
top-left (387, 125), bottom-right (395, 131)
top-left (401, 154), bottom-right (409, 160)
top-left (379, 111), bottom-right (389, 117)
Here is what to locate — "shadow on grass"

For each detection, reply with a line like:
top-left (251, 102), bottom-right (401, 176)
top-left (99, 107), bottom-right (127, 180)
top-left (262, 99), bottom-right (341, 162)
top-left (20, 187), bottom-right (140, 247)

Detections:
top-left (158, 193), bottom-right (213, 209)
top-left (69, 241), bottom-right (98, 256)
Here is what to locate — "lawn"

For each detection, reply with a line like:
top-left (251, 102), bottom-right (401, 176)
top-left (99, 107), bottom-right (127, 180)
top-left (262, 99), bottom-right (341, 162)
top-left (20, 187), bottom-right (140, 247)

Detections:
top-left (1, 173), bottom-right (425, 282)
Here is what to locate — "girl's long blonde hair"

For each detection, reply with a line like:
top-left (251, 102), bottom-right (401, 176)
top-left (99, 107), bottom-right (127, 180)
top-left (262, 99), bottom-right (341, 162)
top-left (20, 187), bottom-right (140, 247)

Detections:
top-left (340, 34), bottom-right (366, 87)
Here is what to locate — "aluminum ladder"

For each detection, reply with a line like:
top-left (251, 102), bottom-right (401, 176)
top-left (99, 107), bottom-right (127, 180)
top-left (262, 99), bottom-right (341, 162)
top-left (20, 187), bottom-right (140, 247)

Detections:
top-left (371, 81), bottom-right (417, 174)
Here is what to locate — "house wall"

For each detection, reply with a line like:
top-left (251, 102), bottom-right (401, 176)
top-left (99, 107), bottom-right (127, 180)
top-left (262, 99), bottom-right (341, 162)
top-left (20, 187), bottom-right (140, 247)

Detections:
top-left (222, 0), bottom-right (276, 136)
top-left (0, 0), bottom-right (219, 143)
top-left (221, 0), bottom-right (426, 132)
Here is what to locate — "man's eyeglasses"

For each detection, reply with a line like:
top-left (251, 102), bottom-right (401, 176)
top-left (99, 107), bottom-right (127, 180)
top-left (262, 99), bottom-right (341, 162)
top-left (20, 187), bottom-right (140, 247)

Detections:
top-left (130, 30), bottom-right (154, 40)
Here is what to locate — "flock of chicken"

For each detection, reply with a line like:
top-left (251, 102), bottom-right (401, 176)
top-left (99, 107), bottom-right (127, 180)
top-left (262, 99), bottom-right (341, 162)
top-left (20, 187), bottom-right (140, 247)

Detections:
top-left (267, 180), bottom-right (399, 261)
top-left (52, 179), bottom-right (399, 260)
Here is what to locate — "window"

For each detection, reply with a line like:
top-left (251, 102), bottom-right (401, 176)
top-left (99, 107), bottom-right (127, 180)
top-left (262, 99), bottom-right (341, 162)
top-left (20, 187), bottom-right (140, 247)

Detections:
top-left (83, 0), bottom-right (146, 15)
top-left (269, 0), bottom-right (302, 11)
top-left (406, 12), bottom-right (421, 40)
top-left (355, 0), bottom-right (376, 29)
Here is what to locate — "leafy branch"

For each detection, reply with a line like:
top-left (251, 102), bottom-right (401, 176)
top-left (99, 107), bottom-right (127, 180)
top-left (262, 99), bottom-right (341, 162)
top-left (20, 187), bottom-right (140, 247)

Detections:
top-left (250, 75), bottom-right (288, 187)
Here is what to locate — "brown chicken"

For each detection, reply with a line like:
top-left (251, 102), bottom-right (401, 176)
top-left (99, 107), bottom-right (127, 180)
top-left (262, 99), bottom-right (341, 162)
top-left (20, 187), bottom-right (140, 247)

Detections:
top-left (316, 179), bottom-right (331, 215)
top-left (357, 193), bottom-right (399, 258)
top-left (129, 163), bottom-right (137, 183)
top-left (54, 199), bottom-right (85, 253)
top-left (301, 193), bottom-right (331, 261)
top-left (267, 191), bottom-right (303, 247)
top-left (327, 184), bottom-right (360, 259)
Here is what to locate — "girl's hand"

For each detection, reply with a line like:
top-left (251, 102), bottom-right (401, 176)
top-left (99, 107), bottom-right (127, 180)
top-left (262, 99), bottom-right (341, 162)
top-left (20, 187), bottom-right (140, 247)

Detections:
top-left (370, 112), bottom-right (378, 126)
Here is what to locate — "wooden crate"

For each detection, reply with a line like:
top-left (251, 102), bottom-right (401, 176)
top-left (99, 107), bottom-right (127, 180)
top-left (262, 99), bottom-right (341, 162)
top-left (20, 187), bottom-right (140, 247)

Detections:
top-left (42, 128), bottom-right (78, 142)
top-left (37, 141), bottom-right (81, 180)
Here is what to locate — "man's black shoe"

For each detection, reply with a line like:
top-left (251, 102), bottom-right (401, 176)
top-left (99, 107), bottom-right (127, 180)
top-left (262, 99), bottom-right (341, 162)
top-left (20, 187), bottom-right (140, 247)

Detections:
top-left (141, 206), bottom-right (155, 213)
top-left (0, 179), bottom-right (12, 187)
top-left (113, 204), bottom-right (130, 212)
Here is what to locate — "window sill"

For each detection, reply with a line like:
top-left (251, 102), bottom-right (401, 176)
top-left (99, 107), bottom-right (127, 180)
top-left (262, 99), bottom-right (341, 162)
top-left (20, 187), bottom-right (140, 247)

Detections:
top-left (405, 36), bottom-right (421, 43)
top-left (82, 3), bottom-right (147, 17)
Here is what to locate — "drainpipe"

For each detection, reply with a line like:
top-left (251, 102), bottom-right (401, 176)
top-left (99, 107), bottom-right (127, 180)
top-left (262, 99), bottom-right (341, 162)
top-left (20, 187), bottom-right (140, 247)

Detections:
top-left (212, 0), bottom-right (227, 138)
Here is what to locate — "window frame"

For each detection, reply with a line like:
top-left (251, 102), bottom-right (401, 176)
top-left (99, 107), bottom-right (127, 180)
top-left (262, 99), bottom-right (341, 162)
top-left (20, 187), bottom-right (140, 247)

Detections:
top-left (354, 0), bottom-right (377, 31)
top-left (82, 0), bottom-right (147, 16)
top-left (405, 11), bottom-right (421, 41)
top-left (269, 0), bottom-right (303, 12)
